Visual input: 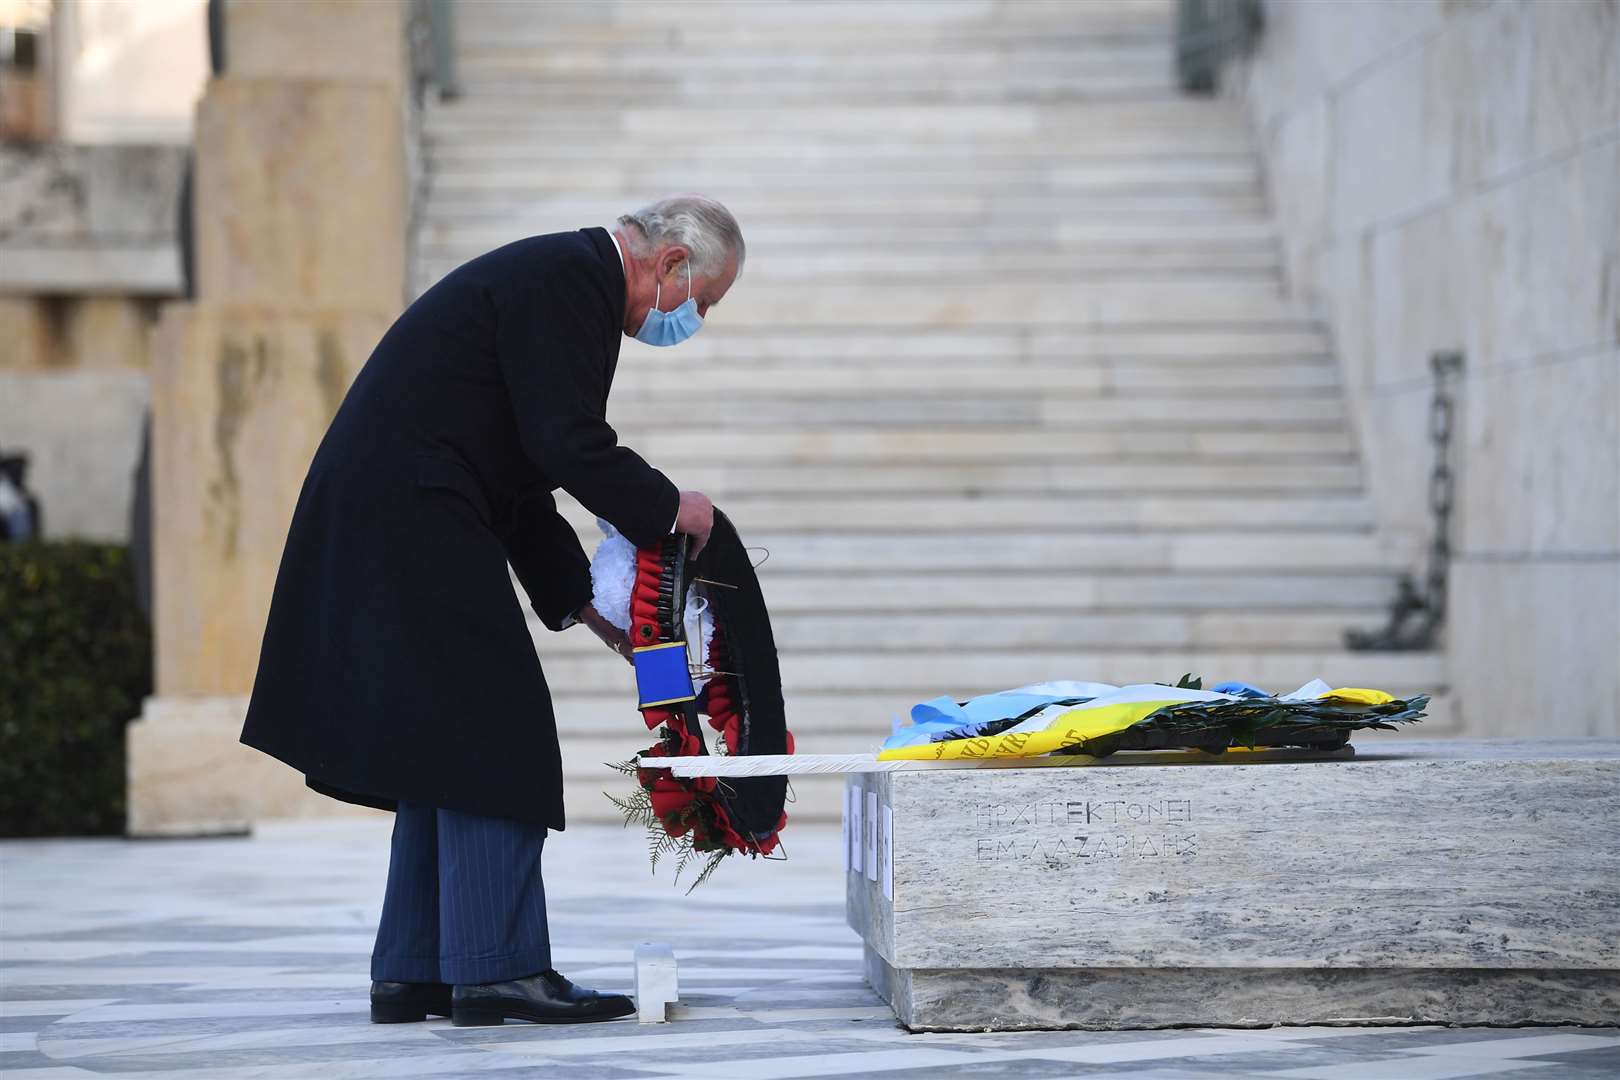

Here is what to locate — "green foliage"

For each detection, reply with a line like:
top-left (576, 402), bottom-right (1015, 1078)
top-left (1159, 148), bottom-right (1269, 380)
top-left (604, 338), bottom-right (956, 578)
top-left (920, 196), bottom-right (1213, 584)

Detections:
top-left (0, 542), bottom-right (151, 837)
top-left (604, 746), bottom-right (732, 894)
top-left (1061, 689), bottom-right (1429, 757)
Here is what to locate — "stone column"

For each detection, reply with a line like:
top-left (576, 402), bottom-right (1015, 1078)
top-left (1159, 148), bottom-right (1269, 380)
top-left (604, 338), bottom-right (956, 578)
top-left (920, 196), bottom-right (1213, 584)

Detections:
top-left (127, 0), bottom-right (409, 834)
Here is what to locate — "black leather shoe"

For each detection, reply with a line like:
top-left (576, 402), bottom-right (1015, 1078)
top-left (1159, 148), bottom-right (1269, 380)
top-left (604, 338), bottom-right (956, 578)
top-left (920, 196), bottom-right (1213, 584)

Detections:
top-left (370, 980), bottom-right (453, 1023)
top-left (450, 968), bottom-right (636, 1026)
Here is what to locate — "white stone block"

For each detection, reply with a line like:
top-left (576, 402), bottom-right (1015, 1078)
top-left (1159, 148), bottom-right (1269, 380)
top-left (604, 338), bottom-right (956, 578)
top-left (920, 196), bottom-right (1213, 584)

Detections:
top-left (633, 942), bottom-right (678, 1024)
top-left (127, 696), bottom-right (383, 835)
top-left (849, 739), bottom-right (1620, 1030)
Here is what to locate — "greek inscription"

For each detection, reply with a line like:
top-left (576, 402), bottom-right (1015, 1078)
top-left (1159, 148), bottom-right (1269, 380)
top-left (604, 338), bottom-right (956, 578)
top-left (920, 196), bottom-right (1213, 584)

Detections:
top-left (975, 833), bottom-right (1198, 863)
top-left (972, 797), bottom-right (1198, 866)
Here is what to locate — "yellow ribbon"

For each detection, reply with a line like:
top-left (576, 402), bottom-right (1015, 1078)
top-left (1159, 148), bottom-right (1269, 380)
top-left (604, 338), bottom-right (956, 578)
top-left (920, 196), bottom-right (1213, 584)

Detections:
top-left (876, 699), bottom-right (1183, 761)
top-left (1320, 687), bottom-right (1395, 705)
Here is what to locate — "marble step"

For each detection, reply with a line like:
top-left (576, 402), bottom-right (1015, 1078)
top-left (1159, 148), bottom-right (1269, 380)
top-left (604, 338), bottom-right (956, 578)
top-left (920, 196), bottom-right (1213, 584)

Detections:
top-left (550, 532), bottom-right (1397, 575)
top-left (616, 328), bottom-right (1330, 363)
top-left (609, 361), bottom-right (1337, 396)
top-left (425, 129), bottom-right (1253, 156)
top-left (605, 461), bottom-right (1362, 495)
top-left (424, 161), bottom-right (1257, 193)
top-left (418, 221), bottom-right (1283, 255)
top-left (611, 341), bottom-right (1334, 372)
top-left (602, 395), bottom-right (1344, 430)
top-left (424, 142), bottom-right (1259, 167)
top-left (459, 1), bottom-right (1175, 34)
top-left (456, 45), bottom-right (1172, 74)
top-left (426, 127), bottom-right (1247, 158)
top-left (427, 162), bottom-right (1250, 196)
top-left (448, 74), bottom-right (1180, 104)
top-left (556, 493), bottom-right (1373, 534)
top-left (416, 250), bottom-right (1283, 288)
top-left (539, 647), bottom-right (1442, 697)
top-left (458, 35), bottom-right (1172, 61)
top-left (459, 0), bottom-right (1175, 23)
top-left (425, 136), bottom-right (1251, 162)
top-left (422, 194), bottom-right (1272, 226)
top-left (427, 159), bottom-right (1261, 191)
top-left (424, 99), bottom-right (1245, 126)
top-left (458, 17), bottom-right (1175, 40)
top-left (627, 429), bottom-right (1356, 462)
top-left (458, 32), bottom-right (1174, 59)
top-left (537, 609), bottom-right (1391, 656)
top-left (458, 58), bottom-right (1173, 83)
top-left (560, 571), bottom-right (1405, 613)
top-left (548, 284), bottom-right (1310, 330)
top-left (718, 253), bottom-right (1281, 278)
top-left (427, 170), bottom-right (1250, 198)
top-left (457, 24), bottom-right (1175, 51)
top-left (426, 124), bottom-right (1252, 151)
top-left (429, 136), bottom-right (1239, 160)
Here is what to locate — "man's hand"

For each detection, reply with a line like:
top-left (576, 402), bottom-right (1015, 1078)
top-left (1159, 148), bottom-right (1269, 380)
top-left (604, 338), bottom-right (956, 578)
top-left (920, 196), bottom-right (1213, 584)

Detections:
top-left (577, 601), bottom-right (634, 664)
top-left (676, 489), bottom-right (715, 557)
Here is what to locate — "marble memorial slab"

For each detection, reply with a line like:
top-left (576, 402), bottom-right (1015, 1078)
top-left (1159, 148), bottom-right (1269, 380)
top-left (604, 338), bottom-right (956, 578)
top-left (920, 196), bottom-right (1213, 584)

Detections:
top-left (844, 738), bottom-right (1620, 1030)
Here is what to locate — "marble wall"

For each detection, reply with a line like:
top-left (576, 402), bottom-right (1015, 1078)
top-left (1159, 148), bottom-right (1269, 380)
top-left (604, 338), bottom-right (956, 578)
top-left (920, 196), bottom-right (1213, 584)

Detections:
top-left (1220, 0), bottom-right (1620, 737)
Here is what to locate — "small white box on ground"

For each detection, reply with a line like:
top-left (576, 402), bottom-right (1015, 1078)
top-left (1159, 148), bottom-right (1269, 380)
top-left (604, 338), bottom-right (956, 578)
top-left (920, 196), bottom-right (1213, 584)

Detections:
top-left (634, 942), bottom-right (678, 1024)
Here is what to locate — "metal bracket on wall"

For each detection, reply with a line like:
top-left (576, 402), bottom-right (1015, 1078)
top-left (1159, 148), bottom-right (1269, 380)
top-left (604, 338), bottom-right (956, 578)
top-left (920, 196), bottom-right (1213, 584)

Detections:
top-left (1175, 0), bottom-right (1264, 94)
top-left (407, 0), bottom-right (460, 103)
top-left (1347, 349), bottom-right (1465, 652)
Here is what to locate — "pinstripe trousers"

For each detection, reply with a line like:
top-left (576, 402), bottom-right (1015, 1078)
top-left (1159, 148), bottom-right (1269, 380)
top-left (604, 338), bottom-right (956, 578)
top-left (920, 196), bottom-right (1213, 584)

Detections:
top-left (369, 800), bottom-right (552, 985)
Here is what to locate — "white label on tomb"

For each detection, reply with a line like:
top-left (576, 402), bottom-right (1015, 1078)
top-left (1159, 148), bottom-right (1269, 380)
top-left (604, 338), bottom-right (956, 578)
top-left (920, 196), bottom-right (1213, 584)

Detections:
top-left (841, 787), bottom-right (851, 872)
top-left (851, 786), bottom-right (863, 875)
top-left (882, 803), bottom-right (894, 900)
top-left (865, 791), bottom-right (879, 882)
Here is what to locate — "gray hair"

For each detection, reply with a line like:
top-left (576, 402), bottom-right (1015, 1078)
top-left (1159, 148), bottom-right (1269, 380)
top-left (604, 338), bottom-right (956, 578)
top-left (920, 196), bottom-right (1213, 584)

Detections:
top-left (617, 194), bottom-right (745, 277)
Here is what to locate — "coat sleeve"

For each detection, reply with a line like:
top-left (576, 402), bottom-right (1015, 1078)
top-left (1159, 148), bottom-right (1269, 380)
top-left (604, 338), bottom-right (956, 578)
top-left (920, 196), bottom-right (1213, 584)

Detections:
top-left (504, 484), bottom-right (594, 632)
top-left (493, 248), bottom-right (680, 550)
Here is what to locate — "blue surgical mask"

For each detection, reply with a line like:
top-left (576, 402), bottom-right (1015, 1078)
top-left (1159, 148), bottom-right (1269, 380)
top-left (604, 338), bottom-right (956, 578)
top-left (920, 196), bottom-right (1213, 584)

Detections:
top-left (634, 261), bottom-right (703, 347)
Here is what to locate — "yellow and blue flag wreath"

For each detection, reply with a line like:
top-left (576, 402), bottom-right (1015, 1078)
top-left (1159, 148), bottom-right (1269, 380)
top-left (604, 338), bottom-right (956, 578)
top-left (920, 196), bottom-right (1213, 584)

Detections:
top-left (878, 675), bottom-right (1427, 761)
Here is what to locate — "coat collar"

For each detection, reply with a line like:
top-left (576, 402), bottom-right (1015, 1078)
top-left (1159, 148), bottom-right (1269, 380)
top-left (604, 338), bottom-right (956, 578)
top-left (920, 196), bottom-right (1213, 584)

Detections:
top-left (583, 226), bottom-right (626, 398)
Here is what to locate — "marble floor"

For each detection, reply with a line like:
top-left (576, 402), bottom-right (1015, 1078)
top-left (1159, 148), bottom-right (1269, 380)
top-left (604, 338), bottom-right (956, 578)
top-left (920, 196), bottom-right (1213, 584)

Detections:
top-left (2, 817), bottom-right (1616, 1079)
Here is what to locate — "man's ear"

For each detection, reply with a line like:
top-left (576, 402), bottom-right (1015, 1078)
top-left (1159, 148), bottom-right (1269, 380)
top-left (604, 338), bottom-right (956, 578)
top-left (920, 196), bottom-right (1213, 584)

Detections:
top-left (658, 245), bottom-right (690, 284)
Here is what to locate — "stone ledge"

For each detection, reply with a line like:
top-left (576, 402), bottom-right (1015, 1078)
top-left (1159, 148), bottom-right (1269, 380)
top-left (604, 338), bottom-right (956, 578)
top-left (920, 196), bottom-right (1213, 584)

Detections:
top-left (0, 144), bottom-right (186, 295)
top-left (0, 245), bottom-right (182, 295)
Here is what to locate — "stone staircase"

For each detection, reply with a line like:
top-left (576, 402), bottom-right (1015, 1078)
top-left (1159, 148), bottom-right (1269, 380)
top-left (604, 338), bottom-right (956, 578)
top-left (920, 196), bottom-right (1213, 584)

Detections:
top-left (414, 0), bottom-right (1446, 823)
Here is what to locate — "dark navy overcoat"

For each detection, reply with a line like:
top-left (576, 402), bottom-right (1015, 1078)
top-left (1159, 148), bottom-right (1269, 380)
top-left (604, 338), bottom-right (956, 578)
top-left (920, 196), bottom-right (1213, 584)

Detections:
top-left (241, 227), bottom-right (677, 830)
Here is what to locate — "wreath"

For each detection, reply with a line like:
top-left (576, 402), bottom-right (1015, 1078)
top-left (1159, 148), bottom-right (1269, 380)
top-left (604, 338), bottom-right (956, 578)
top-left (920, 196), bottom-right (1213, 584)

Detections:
top-left (592, 510), bottom-right (792, 890)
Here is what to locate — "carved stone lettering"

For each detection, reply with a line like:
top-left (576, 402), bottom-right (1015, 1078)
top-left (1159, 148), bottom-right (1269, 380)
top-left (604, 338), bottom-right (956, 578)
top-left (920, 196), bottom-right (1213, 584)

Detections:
top-left (972, 797), bottom-right (1198, 865)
